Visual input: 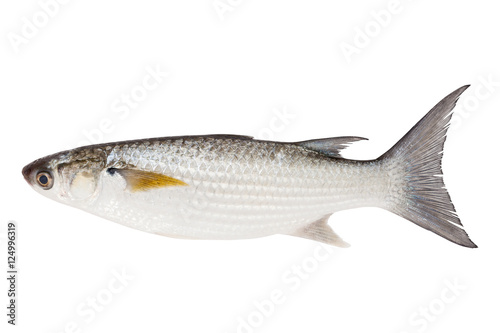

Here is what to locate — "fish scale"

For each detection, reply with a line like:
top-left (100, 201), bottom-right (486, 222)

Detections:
top-left (88, 137), bottom-right (374, 239)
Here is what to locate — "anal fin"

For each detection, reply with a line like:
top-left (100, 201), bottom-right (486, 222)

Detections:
top-left (290, 215), bottom-right (350, 248)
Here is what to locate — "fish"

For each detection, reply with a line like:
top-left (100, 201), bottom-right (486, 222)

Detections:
top-left (22, 86), bottom-right (477, 248)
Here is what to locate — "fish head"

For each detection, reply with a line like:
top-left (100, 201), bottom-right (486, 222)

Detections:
top-left (22, 148), bottom-right (107, 205)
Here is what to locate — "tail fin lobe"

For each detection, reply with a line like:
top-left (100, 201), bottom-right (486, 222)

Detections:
top-left (380, 85), bottom-right (477, 248)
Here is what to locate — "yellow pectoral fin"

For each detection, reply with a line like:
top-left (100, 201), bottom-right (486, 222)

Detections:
top-left (112, 168), bottom-right (187, 192)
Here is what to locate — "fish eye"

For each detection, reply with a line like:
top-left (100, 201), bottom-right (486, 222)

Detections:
top-left (36, 171), bottom-right (53, 190)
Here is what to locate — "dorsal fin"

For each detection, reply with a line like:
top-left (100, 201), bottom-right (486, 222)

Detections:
top-left (295, 136), bottom-right (368, 158)
top-left (199, 134), bottom-right (254, 140)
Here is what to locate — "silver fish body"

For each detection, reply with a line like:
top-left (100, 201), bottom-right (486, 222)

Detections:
top-left (22, 86), bottom-right (477, 248)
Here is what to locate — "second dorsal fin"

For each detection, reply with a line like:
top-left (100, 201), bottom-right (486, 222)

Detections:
top-left (295, 136), bottom-right (368, 158)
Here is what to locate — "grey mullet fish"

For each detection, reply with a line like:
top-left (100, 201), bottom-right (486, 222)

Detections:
top-left (22, 86), bottom-right (477, 248)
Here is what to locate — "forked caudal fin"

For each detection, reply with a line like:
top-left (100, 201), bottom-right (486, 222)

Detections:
top-left (379, 85), bottom-right (477, 248)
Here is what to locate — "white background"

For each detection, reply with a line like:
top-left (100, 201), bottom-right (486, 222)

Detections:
top-left (1, 1), bottom-right (499, 332)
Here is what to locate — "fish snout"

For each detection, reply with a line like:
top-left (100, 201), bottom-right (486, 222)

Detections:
top-left (22, 161), bottom-right (37, 185)
top-left (22, 158), bottom-right (50, 185)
